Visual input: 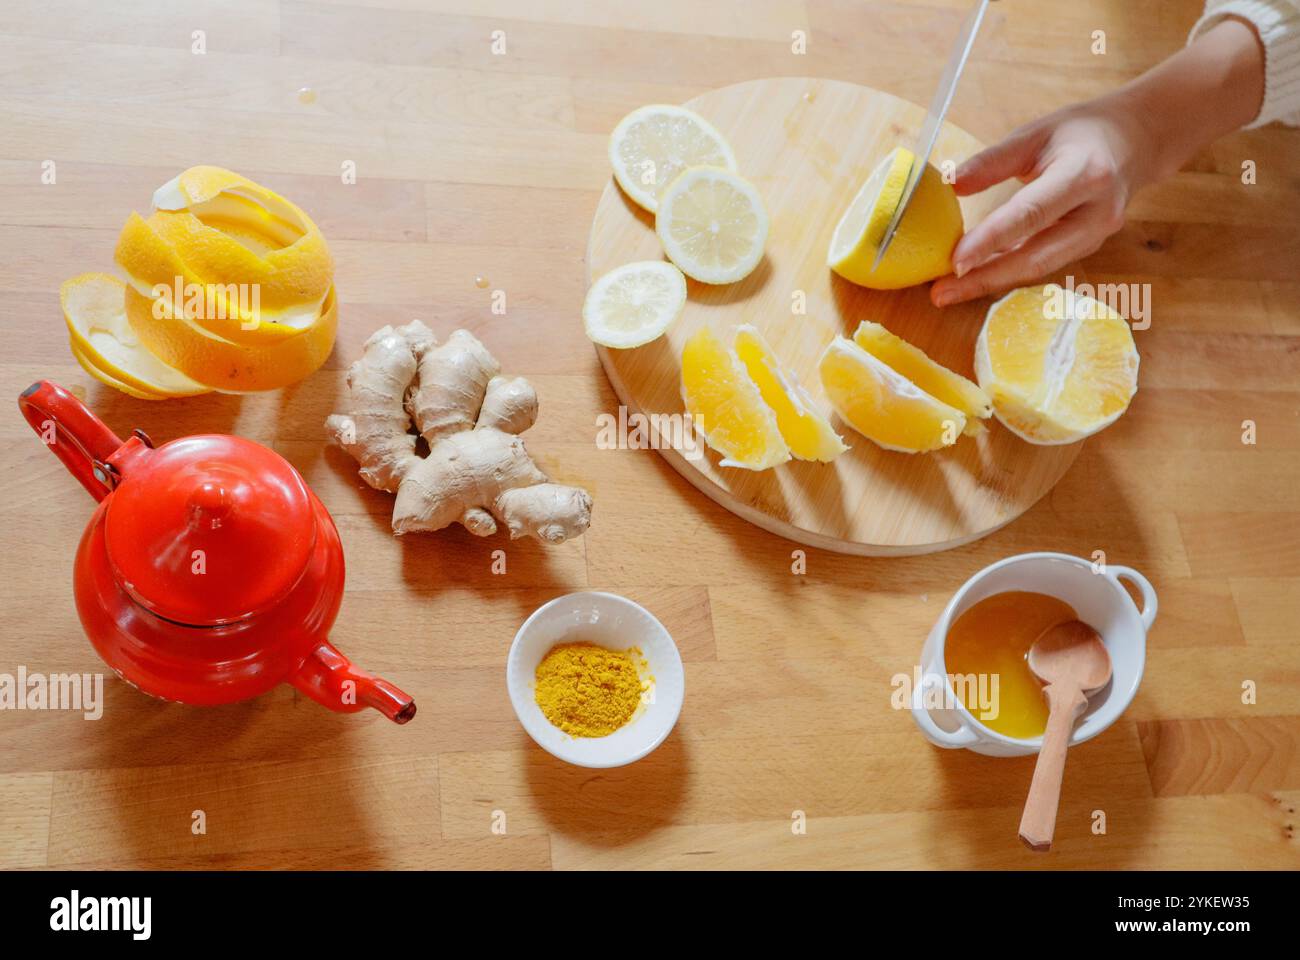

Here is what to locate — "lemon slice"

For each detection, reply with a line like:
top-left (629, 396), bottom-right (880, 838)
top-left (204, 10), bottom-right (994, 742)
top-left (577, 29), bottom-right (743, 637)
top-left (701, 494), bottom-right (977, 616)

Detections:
top-left (62, 273), bottom-right (210, 398)
top-left (975, 284), bottom-right (1139, 445)
top-left (733, 325), bottom-right (847, 462)
top-left (819, 337), bottom-right (966, 453)
top-left (852, 321), bottom-right (991, 436)
top-left (828, 146), bottom-right (963, 290)
top-left (609, 105), bottom-right (737, 213)
top-left (583, 261), bottom-right (686, 349)
top-left (681, 327), bottom-right (790, 470)
top-left (656, 167), bottom-right (768, 285)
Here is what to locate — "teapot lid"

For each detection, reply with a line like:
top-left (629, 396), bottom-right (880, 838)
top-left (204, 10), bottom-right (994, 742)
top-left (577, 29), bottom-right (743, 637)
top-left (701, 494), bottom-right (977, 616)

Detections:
top-left (103, 435), bottom-right (318, 625)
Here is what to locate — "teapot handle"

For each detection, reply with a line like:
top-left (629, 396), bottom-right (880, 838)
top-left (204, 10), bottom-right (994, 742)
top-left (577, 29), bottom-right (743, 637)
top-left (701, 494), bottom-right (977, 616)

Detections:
top-left (19, 380), bottom-right (125, 502)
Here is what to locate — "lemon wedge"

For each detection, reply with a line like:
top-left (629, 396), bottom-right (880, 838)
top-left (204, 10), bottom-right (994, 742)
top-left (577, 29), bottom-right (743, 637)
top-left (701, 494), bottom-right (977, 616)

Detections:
top-left (681, 327), bottom-right (790, 470)
top-left (656, 166), bottom-right (768, 285)
top-left (828, 146), bottom-right (963, 290)
top-left (609, 105), bottom-right (737, 213)
top-left (583, 261), bottom-right (686, 349)
top-left (733, 325), bottom-right (847, 462)
top-left (975, 284), bottom-right (1139, 444)
top-left (62, 273), bottom-right (210, 399)
top-left (819, 337), bottom-right (966, 453)
top-left (852, 321), bottom-right (991, 436)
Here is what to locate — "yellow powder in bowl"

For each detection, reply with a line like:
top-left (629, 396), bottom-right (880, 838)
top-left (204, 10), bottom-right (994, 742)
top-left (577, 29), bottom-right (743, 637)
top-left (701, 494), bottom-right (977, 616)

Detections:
top-left (534, 641), bottom-right (648, 738)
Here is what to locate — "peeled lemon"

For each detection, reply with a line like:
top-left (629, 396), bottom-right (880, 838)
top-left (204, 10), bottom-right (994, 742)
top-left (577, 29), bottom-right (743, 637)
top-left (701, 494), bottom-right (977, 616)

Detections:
top-left (681, 327), bottom-right (790, 470)
top-left (819, 337), bottom-right (966, 453)
top-left (975, 285), bottom-right (1139, 445)
top-left (656, 166), bottom-right (768, 285)
top-left (734, 325), bottom-right (847, 462)
top-left (609, 105), bottom-right (737, 213)
top-left (828, 146), bottom-right (963, 290)
top-left (583, 261), bottom-right (686, 349)
top-left (62, 273), bottom-right (210, 399)
top-left (852, 321), bottom-right (991, 436)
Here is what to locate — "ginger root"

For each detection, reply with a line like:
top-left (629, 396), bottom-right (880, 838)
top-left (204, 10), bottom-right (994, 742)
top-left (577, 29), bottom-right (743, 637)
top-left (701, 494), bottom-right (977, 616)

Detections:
top-left (326, 321), bottom-right (592, 543)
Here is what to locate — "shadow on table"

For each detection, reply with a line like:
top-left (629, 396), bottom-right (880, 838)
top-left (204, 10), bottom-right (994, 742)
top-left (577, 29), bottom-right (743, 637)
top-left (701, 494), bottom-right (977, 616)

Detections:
top-left (524, 729), bottom-right (689, 846)
top-left (924, 720), bottom-right (1156, 868)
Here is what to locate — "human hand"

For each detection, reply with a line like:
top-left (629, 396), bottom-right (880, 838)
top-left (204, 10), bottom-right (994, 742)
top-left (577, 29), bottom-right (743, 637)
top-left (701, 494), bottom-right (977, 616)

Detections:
top-left (930, 93), bottom-right (1154, 307)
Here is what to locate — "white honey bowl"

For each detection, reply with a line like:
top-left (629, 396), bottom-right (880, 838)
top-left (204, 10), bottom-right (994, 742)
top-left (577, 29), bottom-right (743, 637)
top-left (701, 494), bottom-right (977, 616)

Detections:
top-left (911, 552), bottom-right (1157, 757)
top-left (507, 591), bottom-right (685, 768)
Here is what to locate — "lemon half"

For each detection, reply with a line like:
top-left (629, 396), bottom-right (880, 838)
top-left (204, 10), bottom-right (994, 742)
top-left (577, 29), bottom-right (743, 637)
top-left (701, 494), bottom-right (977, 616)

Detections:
top-left (828, 146), bottom-right (963, 290)
top-left (975, 285), bottom-right (1139, 444)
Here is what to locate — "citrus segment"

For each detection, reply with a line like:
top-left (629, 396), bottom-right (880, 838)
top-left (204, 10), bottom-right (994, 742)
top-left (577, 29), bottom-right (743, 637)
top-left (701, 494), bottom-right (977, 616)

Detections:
top-left (852, 321), bottom-right (991, 436)
top-left (733, 325), bottom-right (847, 462)
top-left (818, 337), bottom-right (966, 453)
top-left (681, 327), bottom-right (790, 470)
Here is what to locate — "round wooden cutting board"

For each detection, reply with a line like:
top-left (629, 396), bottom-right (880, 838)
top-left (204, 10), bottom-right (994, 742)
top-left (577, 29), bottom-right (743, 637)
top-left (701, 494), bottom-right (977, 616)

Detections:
top-left (587, 77), bottom-right (1081, 555)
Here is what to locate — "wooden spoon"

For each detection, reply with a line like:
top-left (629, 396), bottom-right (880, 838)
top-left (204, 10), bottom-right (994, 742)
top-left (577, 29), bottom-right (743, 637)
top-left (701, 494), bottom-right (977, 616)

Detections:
top-left (1018, 620), bottom-right (1112, 852)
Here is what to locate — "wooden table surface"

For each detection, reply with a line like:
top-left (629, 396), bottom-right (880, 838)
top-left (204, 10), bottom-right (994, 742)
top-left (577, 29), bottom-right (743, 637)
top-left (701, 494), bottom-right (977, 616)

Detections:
top-left (2, 0), bottom-right (1298, 871)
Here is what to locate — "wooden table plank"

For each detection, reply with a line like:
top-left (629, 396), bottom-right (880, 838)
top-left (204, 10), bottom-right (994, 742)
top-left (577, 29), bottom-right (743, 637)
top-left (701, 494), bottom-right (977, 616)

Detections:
top-left (1, 0), bottom-right (1298, 870)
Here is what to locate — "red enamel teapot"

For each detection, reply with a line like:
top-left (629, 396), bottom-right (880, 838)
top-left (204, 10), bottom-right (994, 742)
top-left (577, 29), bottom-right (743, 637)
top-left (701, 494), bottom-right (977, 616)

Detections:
top-left (19, 380), bottom-right (416, 723)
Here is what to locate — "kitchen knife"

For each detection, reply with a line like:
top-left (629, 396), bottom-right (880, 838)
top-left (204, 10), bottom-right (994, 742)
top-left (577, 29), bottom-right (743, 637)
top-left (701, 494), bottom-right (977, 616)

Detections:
top-left (871, 0), bottom-right (992, 272)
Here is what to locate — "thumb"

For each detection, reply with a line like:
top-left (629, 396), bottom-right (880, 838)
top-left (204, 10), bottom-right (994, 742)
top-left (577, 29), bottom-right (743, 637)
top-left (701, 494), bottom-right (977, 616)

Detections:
top-left (955, 126), bottom-right (1045, 196)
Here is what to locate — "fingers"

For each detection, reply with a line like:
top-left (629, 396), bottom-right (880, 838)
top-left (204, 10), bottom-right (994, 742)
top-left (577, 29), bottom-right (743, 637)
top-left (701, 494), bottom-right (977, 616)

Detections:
top-left (930, 206), bottom-right (1113, 307)
top-left (954, 125), bottom-right (1046, 196)
top-left (950, 164), bottom-right (1078, 277)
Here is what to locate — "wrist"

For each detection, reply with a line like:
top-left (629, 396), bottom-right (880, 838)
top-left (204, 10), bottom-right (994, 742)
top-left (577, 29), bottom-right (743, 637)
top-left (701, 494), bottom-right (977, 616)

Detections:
top-left (1115, 18), bottom-right (1266, 181)
top-left (1107, 85), bottom-right (1178, 188)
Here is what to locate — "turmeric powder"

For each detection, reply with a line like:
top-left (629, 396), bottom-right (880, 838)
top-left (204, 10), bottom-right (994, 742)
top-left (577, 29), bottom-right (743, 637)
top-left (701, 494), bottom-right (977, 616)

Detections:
top-left (534, 642), bottom-right (647, 737)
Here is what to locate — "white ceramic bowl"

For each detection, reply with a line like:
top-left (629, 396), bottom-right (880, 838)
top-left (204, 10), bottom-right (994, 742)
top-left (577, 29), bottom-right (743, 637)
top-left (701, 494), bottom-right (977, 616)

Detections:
top-left (507, 591), bottom-right (685, 768)
top-left (911, 552), bottom-right (1157, 757)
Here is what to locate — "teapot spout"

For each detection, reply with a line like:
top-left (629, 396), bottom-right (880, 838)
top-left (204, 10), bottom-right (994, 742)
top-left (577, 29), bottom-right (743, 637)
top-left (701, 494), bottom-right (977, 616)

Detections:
top-left (291, 642), bottom-right (417, 724)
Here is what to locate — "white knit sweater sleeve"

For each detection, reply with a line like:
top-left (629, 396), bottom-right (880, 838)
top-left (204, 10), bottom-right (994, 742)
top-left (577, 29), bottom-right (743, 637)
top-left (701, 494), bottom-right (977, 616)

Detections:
top-left (1189, 0), bottom-right (1300, 126)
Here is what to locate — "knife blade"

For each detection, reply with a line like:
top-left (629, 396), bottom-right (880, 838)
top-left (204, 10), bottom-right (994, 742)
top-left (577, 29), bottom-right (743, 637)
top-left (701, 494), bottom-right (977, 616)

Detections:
top-left (871, 0), bottom-right (992, 272)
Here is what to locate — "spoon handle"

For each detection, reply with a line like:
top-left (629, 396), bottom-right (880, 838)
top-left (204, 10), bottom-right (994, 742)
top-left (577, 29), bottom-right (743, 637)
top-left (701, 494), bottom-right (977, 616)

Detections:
top-left (1019, 682), bottom-right (1089, 852)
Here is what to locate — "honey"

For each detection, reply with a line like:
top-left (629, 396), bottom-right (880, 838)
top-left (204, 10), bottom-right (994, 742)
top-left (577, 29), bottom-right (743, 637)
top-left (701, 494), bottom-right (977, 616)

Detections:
top-left (944, 591), bottom-right (1078, 739)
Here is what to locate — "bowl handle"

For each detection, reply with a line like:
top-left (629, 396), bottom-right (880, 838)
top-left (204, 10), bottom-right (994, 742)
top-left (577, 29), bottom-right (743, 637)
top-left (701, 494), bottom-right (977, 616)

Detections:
top-left (911, 672), bottom-right (979, 748)
top-left (1108, 565), bottom-right (1158, 631)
